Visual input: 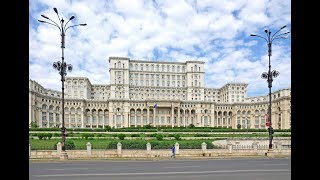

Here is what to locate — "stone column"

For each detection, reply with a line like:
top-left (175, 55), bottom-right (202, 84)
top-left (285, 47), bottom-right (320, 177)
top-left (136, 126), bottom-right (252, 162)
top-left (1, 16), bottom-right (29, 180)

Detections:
top-left (68, 112), bottom-right (71, 128)
top-left (210, 110), bottom-right (214, 127)
top-left (57, 142), bottom-right (62, 155)
top-left (53, 112), bottom-right (56, 127)
top-left (146, 142), bottom-right (151, 155)
top-left (134, 112), bottom-right (137, 127)
top-left (109, 111), bottom-right (113, 128)
top-left (75, 114), bottom-right (78, 128)
top-left (153, 109), bottom-right (156, 127)
top-left (90, 112), bottom-right (93, 128)
top-left (38, 108), bottom-right (42, 128)
top-left (274, 141), bottom-right (278, 149)
top-left (227, 142), bottom-right (233, 153)
top-left (81, 109), bottom-right (85, 128)
top-left (171, 106), bottom-right (174, 127)
top-left (86, 142), bottom-right (92, 155)
top-left (29, 144), bottom-right (31, 157)
top-left (121, 115), bottom-right (123, 128)
top-left (277, 142), bottom-right (282, 151)
top-left (175, 142), bottom-right (179, 155)
top-left (117, 142), bottom-right (122, 156)
top-left (147, 109), bottom-right (150, 125)
top-left (202, 142), bottom-right (207, 153)
top-left (102, 112), bottom-right (105, 128)
top-left (177, 108), bottom-right (180, 127)
top-left (252, 142), bottom-right (258, 151)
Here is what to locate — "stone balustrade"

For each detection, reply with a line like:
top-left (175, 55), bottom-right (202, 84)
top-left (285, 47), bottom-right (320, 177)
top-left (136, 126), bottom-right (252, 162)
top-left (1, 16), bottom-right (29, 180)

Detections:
top-left (29, 141), bottom-right (290, 159)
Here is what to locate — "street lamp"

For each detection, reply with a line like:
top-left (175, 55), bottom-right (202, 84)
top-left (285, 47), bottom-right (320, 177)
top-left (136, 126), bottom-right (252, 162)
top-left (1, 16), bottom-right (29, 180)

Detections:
top-left (251, 26), bottom-right (290, 150)
top-left (38, 8), bottom-right (86, 153)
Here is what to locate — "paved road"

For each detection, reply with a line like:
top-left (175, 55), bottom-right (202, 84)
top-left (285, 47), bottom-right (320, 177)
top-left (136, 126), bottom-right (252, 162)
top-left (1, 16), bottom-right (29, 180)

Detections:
top-left (30, 158), bottom-right (291, 180)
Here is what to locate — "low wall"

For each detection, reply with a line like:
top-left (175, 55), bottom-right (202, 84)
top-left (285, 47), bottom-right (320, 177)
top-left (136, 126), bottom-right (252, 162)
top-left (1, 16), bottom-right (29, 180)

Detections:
top-left (30, 149), bottom-right (290, 159)
top-left (29, 140), bottom-right (291, 159)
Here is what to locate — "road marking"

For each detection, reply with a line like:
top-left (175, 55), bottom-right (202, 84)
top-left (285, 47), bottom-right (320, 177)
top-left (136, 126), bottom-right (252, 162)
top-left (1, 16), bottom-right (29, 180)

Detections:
top-left (47, 168), bottom-right (89, 170)
top-left (262, 163), bottom-right (289, 166)
top-left (33, 169), bottom-right (291, 177)
top-left (164, 166), bottom-right (201, 168)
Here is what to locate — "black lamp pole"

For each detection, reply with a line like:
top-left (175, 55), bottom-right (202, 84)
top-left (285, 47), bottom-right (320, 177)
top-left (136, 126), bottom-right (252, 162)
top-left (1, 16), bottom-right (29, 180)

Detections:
top-left (38, 8), bottom-right (86, 151)
top-left (251, 26), bottom-right (289, 149)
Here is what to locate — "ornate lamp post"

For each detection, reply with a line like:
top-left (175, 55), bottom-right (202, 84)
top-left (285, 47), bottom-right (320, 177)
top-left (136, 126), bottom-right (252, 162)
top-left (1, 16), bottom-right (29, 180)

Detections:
top-left (251, 26), bottom-right (289, 149)
top-left (38, 8), bottom-right (86, 156)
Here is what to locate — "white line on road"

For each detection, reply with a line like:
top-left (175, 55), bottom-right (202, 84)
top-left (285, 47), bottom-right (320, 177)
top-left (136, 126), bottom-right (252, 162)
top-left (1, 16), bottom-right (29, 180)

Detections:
top-left (46, 168), bottom-right (89, 170)
top-left (164, 166), bottom-right (201, 168)
top-left (33, 169), bottom-right (291, 177)
top-left (262, 164), bottom-right (289, 166)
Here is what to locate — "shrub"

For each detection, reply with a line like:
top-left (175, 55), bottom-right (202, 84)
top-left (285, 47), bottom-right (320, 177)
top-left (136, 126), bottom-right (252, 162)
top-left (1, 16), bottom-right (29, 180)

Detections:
top-left (104, 125), bottom-right (112, 132)
top-left (117, 134), bottom-right (126, 140)
top-left (37, 133), bottom-right (45, 140)
top-left (130, 134), bottom-right (140, 137)
top-left (46, 133), bottom-right (52, 140)
top-left (65, 140), bottom-right (76, 150)
top-left (174, 134), bottom-right (181, 140)
top-left (52, 140), bottom-right (75, 150)
top-left (237, 124), bottom-right (241, 129)
top-left (189, 124), bottom-right (195, 128)
top-left (30, 121), bottom-right (38, 128)
top-left (156, 134), bottom-right (164, 141)
top-left (144, 124), bottom-right (152, 129)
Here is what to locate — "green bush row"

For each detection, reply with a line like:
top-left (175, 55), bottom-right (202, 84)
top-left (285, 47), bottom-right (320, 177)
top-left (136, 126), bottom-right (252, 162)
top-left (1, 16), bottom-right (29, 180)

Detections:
top-left (29, 139), bottom-right (217, 150)
top-left (29, 127), bottom-right (291, 132)
top-left (106, 140), bottom-right (215, 149)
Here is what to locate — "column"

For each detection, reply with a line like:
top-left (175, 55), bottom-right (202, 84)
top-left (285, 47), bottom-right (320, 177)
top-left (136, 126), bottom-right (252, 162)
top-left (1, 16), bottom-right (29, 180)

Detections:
top-left (147, 109), bottom-right (150, 125)
top-left (153, 109), bottom-right (156, 127)
top-left (128, 114), bottom-right (131, 127)
top-left (134, 112), bottom-right (137, 127)
top-left (121, 114), bottom-right (123, 127)
top-left (86, 142), bottom-right (92, 155)
top-left (67, 113), bottom-right (71, 128)
top-left (102, 111), bottom-right (105, 128)
top-left (210, 110), bottom-right (214, 127)
top-left (75, 114), bottom-right (78, 127)
top-left (59, 112), bottom-right (62, 128)
top-left (177, 107), bottom-right (180, 127)
top-left (171, 106), bottom-right (174, 127)
top-left (29, 96), bottom-right (33, 125)
top-left (90, 112), bottom-right (93, 128)
top-left (81, 109), bottom-right (85, 128)
top-left (53, 112), bottom-right (56, 127)
top-left (146, 142), bottom-right (151, 155)
top-left (109, 112), bottom-right (113, 128)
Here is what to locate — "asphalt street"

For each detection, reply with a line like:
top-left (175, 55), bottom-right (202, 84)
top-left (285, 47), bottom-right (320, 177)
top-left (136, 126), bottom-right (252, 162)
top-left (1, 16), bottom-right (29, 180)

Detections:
top-left (30, 158), bottom-right (291, 180)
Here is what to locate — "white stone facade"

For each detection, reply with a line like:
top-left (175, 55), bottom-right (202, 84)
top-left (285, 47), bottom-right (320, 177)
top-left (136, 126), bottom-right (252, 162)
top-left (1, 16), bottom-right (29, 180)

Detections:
top-left (29, 57), bottom-right (291, 129)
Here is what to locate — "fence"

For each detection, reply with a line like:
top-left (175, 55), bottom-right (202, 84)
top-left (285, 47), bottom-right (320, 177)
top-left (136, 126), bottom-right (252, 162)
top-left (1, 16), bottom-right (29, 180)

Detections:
top-left (29, 141), bottom-right (290, 159)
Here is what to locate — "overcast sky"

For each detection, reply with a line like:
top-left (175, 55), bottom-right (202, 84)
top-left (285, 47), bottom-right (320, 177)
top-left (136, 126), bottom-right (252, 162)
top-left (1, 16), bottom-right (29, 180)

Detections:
top-left (29, 0), bottom-right (291, 97)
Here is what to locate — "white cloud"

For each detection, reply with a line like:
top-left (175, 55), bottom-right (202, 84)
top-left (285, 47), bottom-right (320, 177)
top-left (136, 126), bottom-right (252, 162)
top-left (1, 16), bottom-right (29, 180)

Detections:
top-left (29, 0), bottom-right (291, 97)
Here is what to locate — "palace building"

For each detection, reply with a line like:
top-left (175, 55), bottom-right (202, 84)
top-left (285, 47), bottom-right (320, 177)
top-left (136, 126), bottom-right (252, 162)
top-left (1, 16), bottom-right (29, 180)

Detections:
top-left (29, 57), bottom-right (291, 129)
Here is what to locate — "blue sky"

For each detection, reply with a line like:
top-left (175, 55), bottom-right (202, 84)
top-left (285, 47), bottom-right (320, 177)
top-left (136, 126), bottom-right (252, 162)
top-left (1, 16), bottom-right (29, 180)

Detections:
top-left (29, 0), bottom-right (291, 97)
